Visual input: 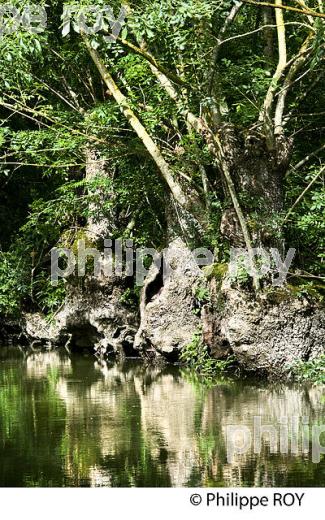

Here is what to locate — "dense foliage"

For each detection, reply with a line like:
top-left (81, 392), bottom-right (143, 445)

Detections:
top-left (292, 354), bottom-right (325, 384)
top-left (0, 0), bottom-right (324, 315)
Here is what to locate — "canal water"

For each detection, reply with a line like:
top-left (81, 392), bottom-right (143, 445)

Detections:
top-left (0, 348), bottom-right (324, 487)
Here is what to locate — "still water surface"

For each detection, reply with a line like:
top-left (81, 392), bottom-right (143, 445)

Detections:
top-left (0, 348), bottom-right (324, 487)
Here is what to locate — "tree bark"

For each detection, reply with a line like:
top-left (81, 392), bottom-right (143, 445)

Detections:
top-left (85, 148), bottom-right (116, 243)
top-left (218, 125), bottom-right (291, 249)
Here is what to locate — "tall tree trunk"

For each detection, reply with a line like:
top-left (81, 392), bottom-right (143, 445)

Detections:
top-left (85, 147), bottom-right (116, 244)
top-left (219, 125), bottom-right (291, 248)
top-left (262, 7), bottom-right (274, 60)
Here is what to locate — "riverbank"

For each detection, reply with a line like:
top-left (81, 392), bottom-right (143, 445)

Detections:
top-left (1, 241), bottom-right (324, 382)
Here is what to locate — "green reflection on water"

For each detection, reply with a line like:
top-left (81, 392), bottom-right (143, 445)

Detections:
top-left (0, 348), bottom-right (324, 487)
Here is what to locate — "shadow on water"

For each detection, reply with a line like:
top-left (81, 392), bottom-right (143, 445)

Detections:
top-left (0, 347), bottom-right (324, 487)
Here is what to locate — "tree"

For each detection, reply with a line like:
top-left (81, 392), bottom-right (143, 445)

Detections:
top-left (0, 0), bottom-right (324, 313)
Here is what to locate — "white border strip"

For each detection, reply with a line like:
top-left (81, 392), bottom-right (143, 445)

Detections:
top-left (0, 488), bottom-right (323, 520)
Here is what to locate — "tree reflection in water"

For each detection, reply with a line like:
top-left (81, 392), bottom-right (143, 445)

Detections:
top-left (0, 348), bottom-right (324, 487)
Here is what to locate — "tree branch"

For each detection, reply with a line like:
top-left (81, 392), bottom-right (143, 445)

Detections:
top-left (114, 36), bottom-right (187, 87)
top-left (274, 33), bottom-right (314, 135)
top-left (283, 165), bottom-right (325, 223)
top-left (294, 0), bottom-right (318, 24)
top-left (242, 0), bottom-right (325, 19)
top-left (260, 0), bottom-right (287, 149)
top-left (290, 142), bottom-right (325, 172)
top-left (208, 2), bottom-right (243, 98)
top-left (82, 34), bottom-right (193, 213)
top-left (219, 21), bottom-right (314, 45)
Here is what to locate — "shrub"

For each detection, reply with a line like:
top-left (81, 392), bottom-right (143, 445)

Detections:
top-left (180, 331), bottom-right (235, 379)
top-left (291, 355), bottom-right (325, 385)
